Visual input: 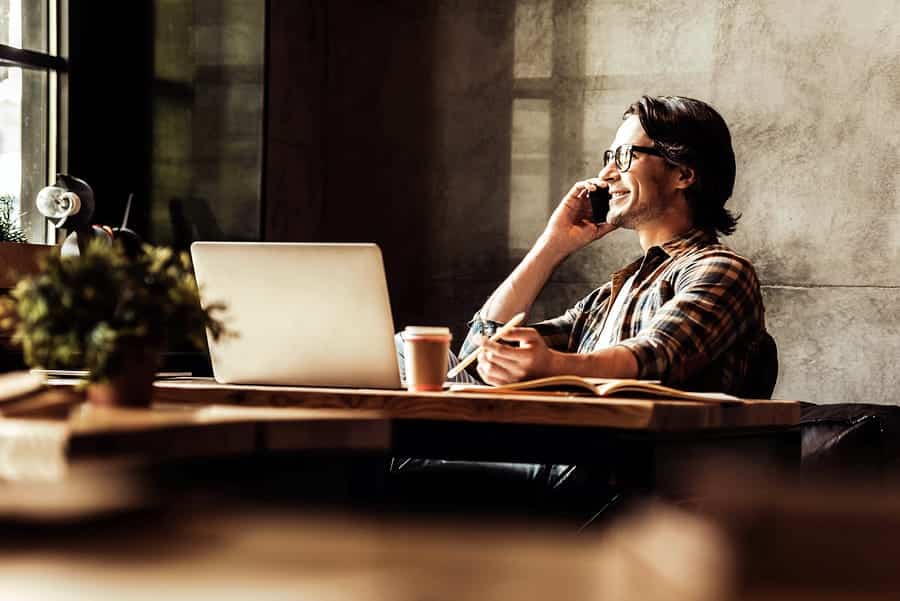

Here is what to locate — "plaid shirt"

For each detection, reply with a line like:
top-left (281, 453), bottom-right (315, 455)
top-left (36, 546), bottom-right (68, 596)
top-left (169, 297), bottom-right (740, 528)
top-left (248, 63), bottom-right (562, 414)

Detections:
top-left (463, 228), bottom-right (770, 395)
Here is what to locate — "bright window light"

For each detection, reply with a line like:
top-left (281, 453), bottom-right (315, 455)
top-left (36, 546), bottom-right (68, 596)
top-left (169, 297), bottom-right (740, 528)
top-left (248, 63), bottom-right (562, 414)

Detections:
top-left (0, 1), bottom-right (22, 210)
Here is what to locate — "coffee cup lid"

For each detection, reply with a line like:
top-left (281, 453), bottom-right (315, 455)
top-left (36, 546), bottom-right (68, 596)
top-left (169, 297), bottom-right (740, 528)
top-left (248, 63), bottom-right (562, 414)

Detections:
top-left (403, 326), bottom-right (452, 338)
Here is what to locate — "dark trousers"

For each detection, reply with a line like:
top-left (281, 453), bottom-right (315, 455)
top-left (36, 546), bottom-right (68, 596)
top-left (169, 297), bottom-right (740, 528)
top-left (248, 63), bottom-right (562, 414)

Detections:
top-left (386, 458), bottom-right (621, 526)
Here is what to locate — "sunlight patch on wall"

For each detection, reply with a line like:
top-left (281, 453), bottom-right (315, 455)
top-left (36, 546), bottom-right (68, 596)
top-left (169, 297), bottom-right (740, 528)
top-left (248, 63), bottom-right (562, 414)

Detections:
top-left (513, 0), bottom-right (553, 80)
top-left (509, 98), bottom-right (551, 253)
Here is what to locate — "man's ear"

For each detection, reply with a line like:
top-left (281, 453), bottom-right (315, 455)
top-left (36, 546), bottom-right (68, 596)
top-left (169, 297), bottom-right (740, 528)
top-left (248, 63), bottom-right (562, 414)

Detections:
top-left (674, 165), bottom-right (696, 190)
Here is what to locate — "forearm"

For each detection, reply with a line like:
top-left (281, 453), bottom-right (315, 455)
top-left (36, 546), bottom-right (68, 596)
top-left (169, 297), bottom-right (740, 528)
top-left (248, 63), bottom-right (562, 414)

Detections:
top-left (480, 236), bottom-right (569, 322)
top-left (546, 345), bottom-right (639, 379)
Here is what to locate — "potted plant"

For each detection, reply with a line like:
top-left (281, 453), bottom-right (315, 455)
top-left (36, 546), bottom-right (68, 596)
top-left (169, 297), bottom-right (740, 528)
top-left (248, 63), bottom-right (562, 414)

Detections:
top-left (0, 239), bottom-right (226, 407)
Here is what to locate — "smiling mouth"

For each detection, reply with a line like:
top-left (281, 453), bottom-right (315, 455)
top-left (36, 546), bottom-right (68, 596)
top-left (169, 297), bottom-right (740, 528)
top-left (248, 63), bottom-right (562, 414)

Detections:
top-left (610, 190), bottom-right (629, 201)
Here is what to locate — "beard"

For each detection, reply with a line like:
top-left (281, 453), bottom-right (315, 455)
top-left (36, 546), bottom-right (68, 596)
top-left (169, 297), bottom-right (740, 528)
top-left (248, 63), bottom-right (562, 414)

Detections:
top-left (606, 210), bottom-right (633, 229)
top-left (606, 188), bottom-right (682, 230)
top-left (607, 202), bottom-right (659, 229)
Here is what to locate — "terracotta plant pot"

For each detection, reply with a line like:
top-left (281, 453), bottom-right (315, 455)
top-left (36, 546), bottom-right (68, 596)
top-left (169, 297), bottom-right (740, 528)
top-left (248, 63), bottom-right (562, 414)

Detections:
top-left (85, 350), bottom-right (159, 408)
top-left (0, 242), bottom-right (54, 288)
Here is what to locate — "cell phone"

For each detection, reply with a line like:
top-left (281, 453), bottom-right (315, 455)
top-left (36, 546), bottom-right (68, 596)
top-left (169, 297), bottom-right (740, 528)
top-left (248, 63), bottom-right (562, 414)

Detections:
top-left (588, 186), bottom-right (610, 224)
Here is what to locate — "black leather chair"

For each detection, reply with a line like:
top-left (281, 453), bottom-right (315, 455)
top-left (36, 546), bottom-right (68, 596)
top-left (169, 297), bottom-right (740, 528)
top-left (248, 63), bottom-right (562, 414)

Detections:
top-left (800, 403), bottom-right (900, 482)
top-left (739, 331), bottom-right (779, 399)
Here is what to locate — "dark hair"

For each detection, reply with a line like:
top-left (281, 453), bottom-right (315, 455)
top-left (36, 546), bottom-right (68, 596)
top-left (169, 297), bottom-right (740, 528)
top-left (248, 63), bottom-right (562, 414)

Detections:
top-left (624, 95), bottom-right (739, 236)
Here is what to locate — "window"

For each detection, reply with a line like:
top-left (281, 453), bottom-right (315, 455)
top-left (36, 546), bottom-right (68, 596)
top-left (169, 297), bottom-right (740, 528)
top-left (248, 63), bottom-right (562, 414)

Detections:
top-left (0, 0), bottom-right (66, 243)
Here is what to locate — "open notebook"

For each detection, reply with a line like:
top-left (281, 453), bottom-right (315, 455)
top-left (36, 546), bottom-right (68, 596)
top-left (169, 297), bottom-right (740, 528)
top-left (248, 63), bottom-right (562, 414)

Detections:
top-left (450, 375), bottom-right (741, 403)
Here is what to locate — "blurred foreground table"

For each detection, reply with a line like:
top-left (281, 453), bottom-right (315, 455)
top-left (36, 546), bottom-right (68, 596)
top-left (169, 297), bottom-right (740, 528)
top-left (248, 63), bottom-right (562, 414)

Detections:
top-left (0, 505), bottom-right (612, 601)
top-left (3, 463), bottom-right (897, 601)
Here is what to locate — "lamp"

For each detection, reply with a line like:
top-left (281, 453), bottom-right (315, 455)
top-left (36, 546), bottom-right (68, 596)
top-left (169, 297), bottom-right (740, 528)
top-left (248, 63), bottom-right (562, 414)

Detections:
top-left (36, 174), bottom-right (141, 257)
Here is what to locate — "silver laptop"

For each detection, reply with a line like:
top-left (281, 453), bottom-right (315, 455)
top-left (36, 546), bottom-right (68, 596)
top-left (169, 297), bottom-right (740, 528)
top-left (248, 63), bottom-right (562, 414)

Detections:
top-left (190, 242), bottom-right (401, 389)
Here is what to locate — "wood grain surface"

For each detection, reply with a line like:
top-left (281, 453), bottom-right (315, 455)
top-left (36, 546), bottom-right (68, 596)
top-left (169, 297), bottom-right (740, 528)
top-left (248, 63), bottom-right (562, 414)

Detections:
top-left (152, 378), bottom-right (800, 431)
top-left (0, 402), bottom-right (392, 478)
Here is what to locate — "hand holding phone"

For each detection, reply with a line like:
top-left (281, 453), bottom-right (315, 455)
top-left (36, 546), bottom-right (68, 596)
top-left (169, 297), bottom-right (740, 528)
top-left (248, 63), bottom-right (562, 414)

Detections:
top-left (588, 185), bottom-right (610, 224)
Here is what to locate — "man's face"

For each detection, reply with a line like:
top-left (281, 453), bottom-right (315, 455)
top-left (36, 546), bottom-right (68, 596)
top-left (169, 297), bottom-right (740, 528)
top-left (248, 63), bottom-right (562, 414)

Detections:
top-left (598, 115), bottom-right (681, 229)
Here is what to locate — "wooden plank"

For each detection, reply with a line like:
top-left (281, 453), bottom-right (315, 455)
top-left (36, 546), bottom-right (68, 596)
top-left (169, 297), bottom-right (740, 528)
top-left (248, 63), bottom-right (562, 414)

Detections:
top-left (0, 403), bottom-right (393, 478)
top-left (193, 405), bottom-right (392, 452)
top-left (66, 404), bottom-right (391, 456)
top-left (152, 378), bottom-right (800, 431)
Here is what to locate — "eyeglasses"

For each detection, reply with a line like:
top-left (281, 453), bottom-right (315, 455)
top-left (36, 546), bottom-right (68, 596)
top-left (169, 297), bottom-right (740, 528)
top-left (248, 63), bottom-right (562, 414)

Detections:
top-left (602, 144), bottom-right (665, 172)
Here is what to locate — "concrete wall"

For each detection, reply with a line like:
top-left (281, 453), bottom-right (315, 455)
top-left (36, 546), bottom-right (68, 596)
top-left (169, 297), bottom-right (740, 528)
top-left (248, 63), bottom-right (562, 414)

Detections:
top-left (541, 0), bottom-right (900, 405)
top-left (441, 0), bottom-right (900, 405)
top-left (268, 0), bottom-right (899, 405)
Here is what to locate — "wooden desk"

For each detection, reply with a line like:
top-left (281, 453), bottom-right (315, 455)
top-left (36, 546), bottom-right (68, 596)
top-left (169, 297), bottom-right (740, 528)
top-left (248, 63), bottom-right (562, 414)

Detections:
top-left (153, 378), bottom-right (799, 431)
top-left (24, 379), bottom-right (799, 496)
top-left (151, 379), bottom-right (801, 485)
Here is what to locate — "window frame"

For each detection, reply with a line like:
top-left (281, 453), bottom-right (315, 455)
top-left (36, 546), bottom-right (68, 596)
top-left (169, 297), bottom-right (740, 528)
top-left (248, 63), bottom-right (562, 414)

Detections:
top-left (0, 0), bottom-right (68, 243)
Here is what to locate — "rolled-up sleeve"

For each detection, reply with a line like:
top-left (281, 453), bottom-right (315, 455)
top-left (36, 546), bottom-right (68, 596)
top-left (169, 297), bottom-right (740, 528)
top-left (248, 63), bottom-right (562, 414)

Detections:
top-left (459, 309), bottom-right (575, 359)
top-left (459, 286), bottom-right (607, 359)
top-left (616, 252), bottom-right (763, 384)
top-left (459, 314), bottom-right (493, 359)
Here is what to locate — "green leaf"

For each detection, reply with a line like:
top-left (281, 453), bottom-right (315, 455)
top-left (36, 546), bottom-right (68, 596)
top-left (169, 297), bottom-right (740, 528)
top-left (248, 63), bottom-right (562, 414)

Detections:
top-left (7, 240), bottom-right (228, 382)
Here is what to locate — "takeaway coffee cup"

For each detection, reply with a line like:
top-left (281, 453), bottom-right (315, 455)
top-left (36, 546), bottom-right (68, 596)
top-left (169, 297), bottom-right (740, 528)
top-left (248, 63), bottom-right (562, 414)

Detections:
top-left (403, 326), bottom-right (452, 392)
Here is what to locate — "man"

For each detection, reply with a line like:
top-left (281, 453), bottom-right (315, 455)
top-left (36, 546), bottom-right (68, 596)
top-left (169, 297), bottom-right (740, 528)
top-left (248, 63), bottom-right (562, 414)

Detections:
top-left (461, 94), bottom-right (774, 397)
top-left (390, 95), bottom-right (775, 522)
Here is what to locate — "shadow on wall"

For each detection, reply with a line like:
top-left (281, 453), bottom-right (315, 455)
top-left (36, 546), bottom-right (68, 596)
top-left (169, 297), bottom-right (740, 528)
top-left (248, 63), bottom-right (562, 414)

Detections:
top-left (312, 1), bottom-right (516, 338)
top-left (168, 197), bottom-right (226, 252)
top-left (151, 0), bottom-right (265, 248)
